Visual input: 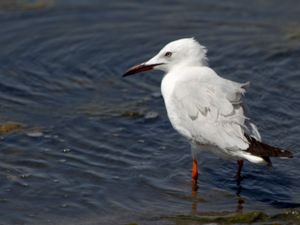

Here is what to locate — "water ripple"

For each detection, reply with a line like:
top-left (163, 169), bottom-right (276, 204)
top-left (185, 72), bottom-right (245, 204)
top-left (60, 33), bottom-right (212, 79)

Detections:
top-left (0, 1), bottom-right (299, 224)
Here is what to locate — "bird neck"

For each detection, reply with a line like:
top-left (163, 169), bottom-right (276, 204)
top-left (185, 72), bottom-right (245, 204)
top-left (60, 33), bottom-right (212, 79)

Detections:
top-left (167, 61), bottom-right (206, 73)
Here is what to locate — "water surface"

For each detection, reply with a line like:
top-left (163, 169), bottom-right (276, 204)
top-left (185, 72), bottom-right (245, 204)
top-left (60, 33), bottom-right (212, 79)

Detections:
top-left (0, 1), bottom-right (299, 224)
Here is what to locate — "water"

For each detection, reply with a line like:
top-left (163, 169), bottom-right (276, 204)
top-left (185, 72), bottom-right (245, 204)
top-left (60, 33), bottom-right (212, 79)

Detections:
top-left (0, 1), bottom-right (299, 224)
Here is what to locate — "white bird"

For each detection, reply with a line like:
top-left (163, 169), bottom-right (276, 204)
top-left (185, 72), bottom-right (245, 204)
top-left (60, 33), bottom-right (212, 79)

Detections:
top-left (123, 38), bottom-right (292, 186)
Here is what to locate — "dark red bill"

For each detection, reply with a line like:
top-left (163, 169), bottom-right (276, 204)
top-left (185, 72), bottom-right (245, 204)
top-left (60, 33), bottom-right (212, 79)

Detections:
top-left (123, 63), bottom-right (163, 77)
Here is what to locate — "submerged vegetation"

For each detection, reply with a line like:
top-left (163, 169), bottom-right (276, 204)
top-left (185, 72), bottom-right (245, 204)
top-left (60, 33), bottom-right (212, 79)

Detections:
top-left (162, 210), bottom-right (300, 225)
top-left (0, 0), bottom-right (53, 11)
top-left (0, 122), bottom-right (23, 135)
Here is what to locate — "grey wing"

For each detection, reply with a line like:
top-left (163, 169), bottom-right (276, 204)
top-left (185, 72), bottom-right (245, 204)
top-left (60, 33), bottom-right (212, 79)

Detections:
top-left (172, 79), bottom-right (252, 151)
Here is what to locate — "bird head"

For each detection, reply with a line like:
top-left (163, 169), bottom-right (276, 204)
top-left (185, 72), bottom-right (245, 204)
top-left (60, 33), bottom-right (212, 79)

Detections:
top-left (123, 38), bottom-right (208, 77)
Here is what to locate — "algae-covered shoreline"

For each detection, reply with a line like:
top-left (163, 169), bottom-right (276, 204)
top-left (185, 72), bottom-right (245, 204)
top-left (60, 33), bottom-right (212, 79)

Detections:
top-left (160, 209), bottom-right (300, 225)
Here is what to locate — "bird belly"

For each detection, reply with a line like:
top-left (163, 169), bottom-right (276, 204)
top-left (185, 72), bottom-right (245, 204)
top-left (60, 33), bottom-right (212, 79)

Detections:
top-left (193, 142), bottom-right (244, 161)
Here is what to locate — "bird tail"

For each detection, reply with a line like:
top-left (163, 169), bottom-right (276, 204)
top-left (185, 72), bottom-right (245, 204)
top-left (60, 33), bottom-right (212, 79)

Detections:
top-left (245, 135), bottom-right (293, 159)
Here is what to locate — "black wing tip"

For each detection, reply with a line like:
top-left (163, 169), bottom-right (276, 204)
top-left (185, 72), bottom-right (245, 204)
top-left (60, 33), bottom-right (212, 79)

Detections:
top-left (245, 134), bottom-right (294, 158)
top-left (274, 148), bottom-right (293, 158)
top-left (280, 150), bottom-right (293, 158)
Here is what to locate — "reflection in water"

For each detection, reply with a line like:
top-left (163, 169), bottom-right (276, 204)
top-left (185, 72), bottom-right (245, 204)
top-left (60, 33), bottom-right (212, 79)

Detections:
top-left (236, 182), bottom-right (243, 196)
top-left (191, 183), bottom-right (198, 216)
top-left (190, 183), bottom-right (245, 216)
top-left (236, 197), bottom-right (245, 213)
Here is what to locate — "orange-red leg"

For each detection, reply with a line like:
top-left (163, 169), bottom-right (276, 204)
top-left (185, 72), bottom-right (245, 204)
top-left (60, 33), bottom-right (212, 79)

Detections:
top-left (192, 159), bottom-right (198, 185)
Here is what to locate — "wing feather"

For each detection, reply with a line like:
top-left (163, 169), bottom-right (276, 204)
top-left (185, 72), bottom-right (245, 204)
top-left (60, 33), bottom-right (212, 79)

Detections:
top-left (171, 77), bottom-right (250, 151)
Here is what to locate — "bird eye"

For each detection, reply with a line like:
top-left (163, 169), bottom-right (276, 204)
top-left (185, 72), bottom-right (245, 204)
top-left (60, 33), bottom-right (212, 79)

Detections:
top-left (164, 51), bottom-right (172, 57)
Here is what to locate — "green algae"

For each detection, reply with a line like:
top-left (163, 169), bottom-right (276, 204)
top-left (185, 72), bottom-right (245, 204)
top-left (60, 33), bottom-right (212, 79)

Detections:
top-left (286, 30), bottom-right (300, 41)
top-left (270, 210), bottom-right (300, 223)
top-left (0, 122), bottom-right (23, 135)
top-left (0, 0), bottom-right (54, 11)
top-left (162, 209), bottom-right (300, 225)
top-left (121, 111), bottom-right (145, 119)
top-left (164, 212), bottom-right (268, 224)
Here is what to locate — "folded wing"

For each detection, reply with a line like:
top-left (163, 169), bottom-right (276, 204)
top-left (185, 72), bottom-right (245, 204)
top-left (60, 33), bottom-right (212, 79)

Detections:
top-left (172, 75), bottom-right (250, 152)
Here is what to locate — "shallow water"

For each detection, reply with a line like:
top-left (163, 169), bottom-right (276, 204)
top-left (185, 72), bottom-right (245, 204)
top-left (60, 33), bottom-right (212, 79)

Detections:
top-left (0, 0), bottom-right (299, 224)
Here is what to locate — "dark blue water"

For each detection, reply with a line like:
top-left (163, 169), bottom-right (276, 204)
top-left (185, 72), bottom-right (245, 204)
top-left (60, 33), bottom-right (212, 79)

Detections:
top-left (0, 1), bottom-right (299, 224)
